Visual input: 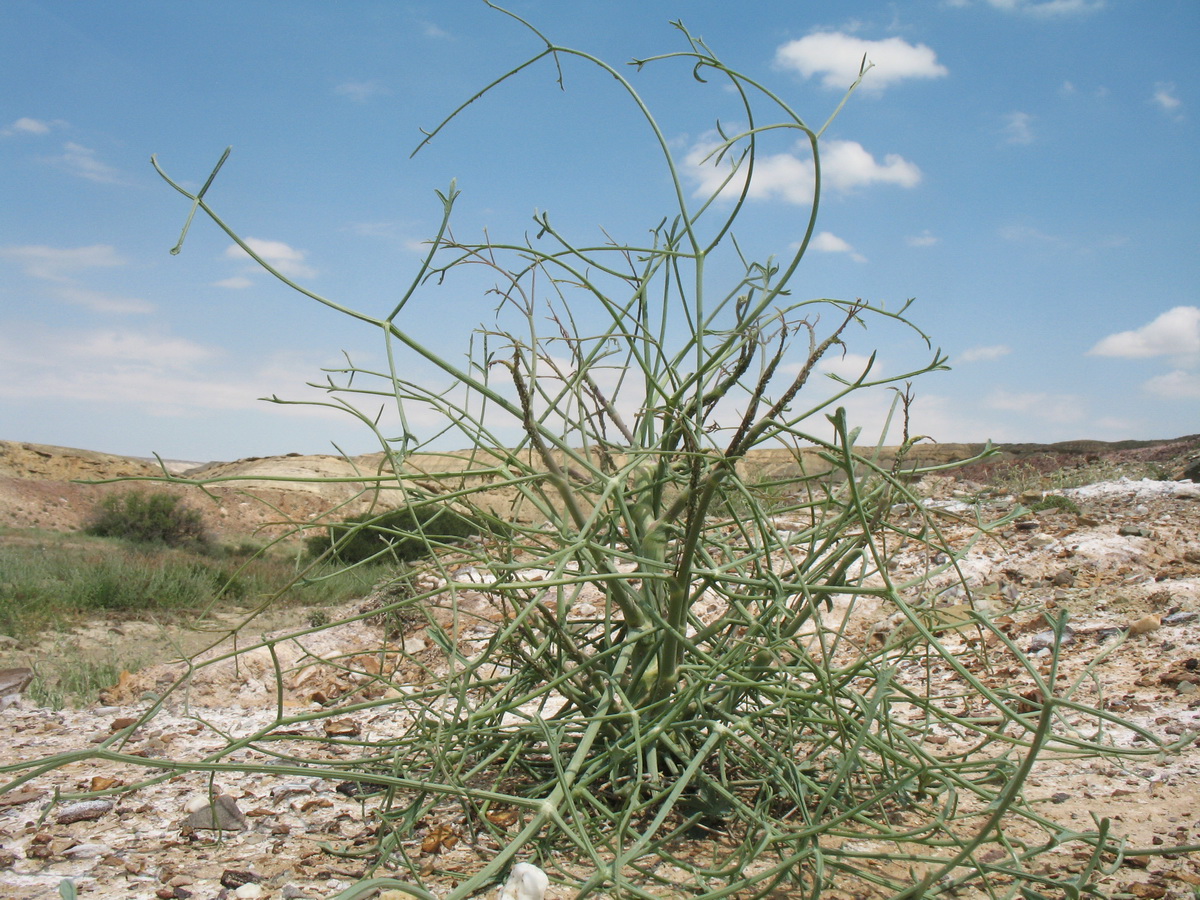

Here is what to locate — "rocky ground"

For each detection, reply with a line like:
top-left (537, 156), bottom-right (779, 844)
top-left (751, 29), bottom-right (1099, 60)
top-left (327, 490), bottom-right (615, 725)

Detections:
top-left (1, 437), bottom-right (1200, 899)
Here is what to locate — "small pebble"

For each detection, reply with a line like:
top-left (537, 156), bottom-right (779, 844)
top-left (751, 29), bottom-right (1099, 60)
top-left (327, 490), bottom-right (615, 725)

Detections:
top-left (56, 799), bottom-right (114, 824)
top-left (1128, 614), bottom-right (1161, 636)
top-left (63, 842), bottom-right (113, 859)
top-left (1163, 610), bottom-right (1199, 626)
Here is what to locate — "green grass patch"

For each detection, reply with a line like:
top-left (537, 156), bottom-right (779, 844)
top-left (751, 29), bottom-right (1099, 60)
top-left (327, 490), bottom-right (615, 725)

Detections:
top-left (0, 528), bottom-right (383, 642)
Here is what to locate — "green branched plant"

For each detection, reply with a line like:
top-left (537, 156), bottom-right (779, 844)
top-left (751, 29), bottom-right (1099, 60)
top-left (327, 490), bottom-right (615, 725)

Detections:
top-left (4, 8), bottom-right (1192, 900)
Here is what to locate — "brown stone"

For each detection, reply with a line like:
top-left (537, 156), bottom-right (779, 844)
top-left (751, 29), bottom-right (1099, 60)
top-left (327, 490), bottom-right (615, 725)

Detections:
top-left (0, 667), bottom-right (34, 697)
top-left (1129, 615), bottom-right (1162, 636)
top-left (181, 794), bottom-right (246, 832)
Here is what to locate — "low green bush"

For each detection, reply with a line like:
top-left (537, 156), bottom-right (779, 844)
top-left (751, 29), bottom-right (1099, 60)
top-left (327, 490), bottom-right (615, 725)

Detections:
top-left (1032, 493), bottom-right (1081, 515)
top-left (305, 504), bottom-right (482, 565)
top-left (84, 490), bottom-right (211, 549)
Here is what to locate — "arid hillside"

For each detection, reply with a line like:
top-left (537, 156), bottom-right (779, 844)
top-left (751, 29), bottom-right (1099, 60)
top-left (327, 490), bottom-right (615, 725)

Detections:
top-left (3, 436), bottom-right (1197, 541)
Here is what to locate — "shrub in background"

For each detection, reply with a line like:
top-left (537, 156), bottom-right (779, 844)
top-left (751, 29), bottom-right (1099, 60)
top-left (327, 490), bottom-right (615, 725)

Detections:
top-left (84, 490), bottom-right (211, 549)
top-left (304, 504), bottom-right (482, 565)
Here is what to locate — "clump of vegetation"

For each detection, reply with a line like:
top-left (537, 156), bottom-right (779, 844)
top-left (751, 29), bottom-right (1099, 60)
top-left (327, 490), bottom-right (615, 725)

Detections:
top-left (0, 530), bottom-right (379, 642)
top-left (304, 503), bottom-right (483, 565)
top-left (84, 490), bottom-right (211, 549)
top-left (26, 651), bottom-right (146, 711)
top-left (985, 456), bottom-right (1171, 497)
top-left (1032, 493), bottom-right (1081, 515)
top-left (21, 9), bottom-right (1190, 900)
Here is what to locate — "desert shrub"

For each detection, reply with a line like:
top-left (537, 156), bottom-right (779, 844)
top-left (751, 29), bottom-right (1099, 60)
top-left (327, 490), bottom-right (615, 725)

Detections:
top-left (24, 9), bottom-right (1188, 900)
top-left (1032, 493), bottom-right (1081, 515)
top-left (304, 503), bottom-right (482, 565)
top-left (85, 490), bottom-right (211, 549)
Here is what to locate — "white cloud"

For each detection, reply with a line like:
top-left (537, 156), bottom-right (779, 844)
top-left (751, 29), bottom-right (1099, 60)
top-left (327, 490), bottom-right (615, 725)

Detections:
top-left (685, 137), bottom-right (920, 206)
top-left (214, 276), bottom-right (254, 290)
top-left (1152, 82), bottom-right (1181, 110)
top-left (824, 140), bottom-right (922, 191)
top-left (817, 351), bottom-right (876, 381)
top-left (51, 142), bottom-right (126, 184)
top-left (0, 327), bottom-right (351, 422)
top-left (334, 80), bottom-right (388, 103)
top-left (985, 0), bottom-right (1105, 15)
top-left (810, 231), bottom-right (867, 262)
top-left (0, 243), bottom-right (153, 316)
top-left (1002, 111), bottom-right (1035, 145)
top-left (2, 117), bottom-right (66, 137)
top-left (0, 243), bottom-right (126, 281)
top-left (906, 230), bottom-right (939, 247)
top-left (986, 388), bottom-right (1085, 423)
top-left (1152, 82), bottom-right (1183, 120)
top-left (775, 32), bottom-right (948, 91)
top-left (1143, 370), bottom-right (1200, 400)
top-left (958, 344), bottom-right (1011, 363)
top-left (998, 224), bottom-right (1060, 245)
top-left (12, 117), bottom-right (51, 134)
top-left (70, 330), bottom-right (216, 368)
top-left (1088, 306), bottom-right (1200, 359)
top-left (55, 286), bottom-right (155, 315)
top-left (347, 221), bottom-right (400, 239)
top-left (225, 238), bottom-right (317, 279)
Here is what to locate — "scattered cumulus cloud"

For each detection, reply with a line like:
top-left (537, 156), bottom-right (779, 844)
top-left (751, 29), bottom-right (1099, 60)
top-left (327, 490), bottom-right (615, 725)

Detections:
top-left (820, 140), bottom-right (922, 191)
top-left (1088, 306), bottom-right (1200, 360)
top-left (225, 238), bottom-right (317, 279)
top-left (2, 117), bottom-right (67, 137)
top-left (986, 388), bottom-right (1085, 423)
top-left (347, 221), bottom-right (401, 239)
top-left (984, 0), bottom-right (1105, 16)
top-left (775, 32), bottom-right (948, 91)
top-left (1143, 370), bottom-right (1200, 400)
top-left (346, 222), bottom-right (433, 254)
top-left (1152, 82), bottom-right (1183, 119)
top-left (334, 80), bottom-right (389, 103)
top-left (70, 330), bottom-right (217, 368)
top-left (1002, 111), bottom-right (1035, 145)
top-left (420, 20), bottom-right (449, 38)
top-left (906, 230), bottom-right (938, 247)
top-left (0, 244), bottom-right (152, 315)
top-left (50, 142), bottom-right (126, 184)
top-left (817, 351), bottom-right (876, 381)
top-left (55, 286), bottom-right (155, 315)
top-left (0, 326), bottom-right (350, 422)
top-left (685, 137), bottom-right (920, 206)
top-left (214, 276), bottom-right (254, 290)
top-left (0, 243), bottom-right (126, 281)
top-left (999, 224), bottom-right (1127, 254)
top-left (959, 344), bottom-right (1011, 363)
top-left (999, 224), bottom-right (1061, 245)
top-left (810, 231), bottom-right (867, 262)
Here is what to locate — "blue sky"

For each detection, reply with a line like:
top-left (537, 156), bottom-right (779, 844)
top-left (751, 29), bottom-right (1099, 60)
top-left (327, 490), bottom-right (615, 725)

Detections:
top-left (1, 0), bottom-right (1196, 461)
